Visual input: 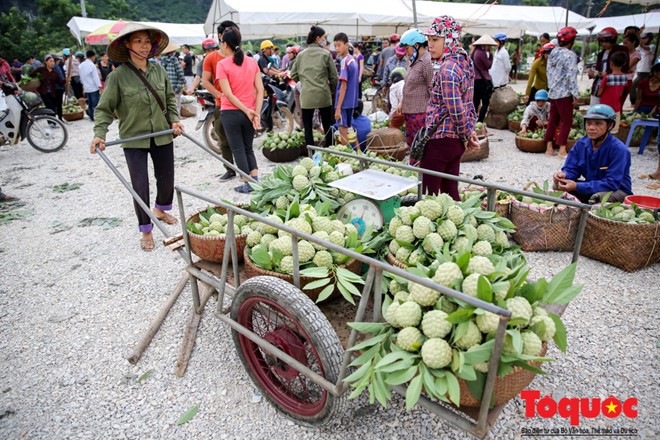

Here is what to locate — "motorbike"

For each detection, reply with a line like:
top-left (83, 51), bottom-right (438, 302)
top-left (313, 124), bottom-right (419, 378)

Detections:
top-left (0, 83), bottom-right (68, 153)
top-left (194, 90), bottom-right (222, 154)
top-left (254, 75), bottom-right (293, 138)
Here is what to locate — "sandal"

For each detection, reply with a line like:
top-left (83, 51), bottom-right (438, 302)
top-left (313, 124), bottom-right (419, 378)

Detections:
top-left (645, 183), bottom-right (660, 190)
top-left (153, 209), bottom-right (178, 225)
top-left (140, 236), bottom-right (155, 252)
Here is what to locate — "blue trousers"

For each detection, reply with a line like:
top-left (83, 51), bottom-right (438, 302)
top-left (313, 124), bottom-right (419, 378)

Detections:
top-left (86, 90), bottom-right (100, 121)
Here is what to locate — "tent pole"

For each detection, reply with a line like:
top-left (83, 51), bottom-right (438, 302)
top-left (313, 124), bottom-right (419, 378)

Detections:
top-left (565, 0), bottom-right (570, 27)
top-left (412, 0), bottom-right (418, 28)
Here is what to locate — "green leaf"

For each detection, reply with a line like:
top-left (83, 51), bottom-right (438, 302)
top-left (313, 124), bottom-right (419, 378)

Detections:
top-left (337, 282), bottom-right (357, 305)
top-left (349, 343), bottom-right (381, 367)
top-left (249, 247), bottom-right (273, 270)
top-left (136, 369), bottom-right (153, 384)
top-left (53, 182), bottom-right (82, 193)
top-left (543, 263), bottom-right (577, 303)
top-left (507, 329), bottom-right (522, 354)
top-left (176, 406), bottom-right (199, 425)
top-left (381, 294), bottom-right (392, 321)
top-left (405, 375), bottom-right (423, 410)
top-left (344, 362), bottom-right (372, 383)
top-left (338, 277), bottom-right (362, 297)
top-left (462, 340), bottom-right (494, 364)
top-left (544, 285), bottom-right (583, 305)
top-left (511, 361), bottom-right (546, 375)
top-left (347, 322), bottom-right (386, 334)
top-left (453, 321), bottom-right (469, 343)
top-left (384, 365), bottom-right (419, 385)
top-left (455, 251), bottom-right (471, 272)
top-left (303, 278), bottom-right (332, 290)
top-left (315, 285), bottom-right (335, 303)
top-left (476, 276), bottom-right (493, 303)
top-left (549, 312), bottom-right (567, 352)
top-left (336, 268), bottom-right (365, 284)
top-left (446, 308), bottom-right (475, 324)
top-left (300, 267), bottom-right (330, 278)
top-left (531, 319), bottom-right (547, 341)
top-left (378, 357), bottom-right (417, 374)
top-left (507, 317), bottom-right (530, 327)
top-left (445, 372), bottom-right (461, 406)
top-left (466, 371), bottom-right (486, 402)
top-left (373, 373), bottom-right (391, 408)
top-left (455, 364), bottom-right (476, 381)
top-left (348, 332), bottom-right (389, 352)
top-left (451, 348), bottom-right (462, 372)
top-left (434, 375), bottom-right (448, 397)
top-left (375, 350), bottom-right (417, 369)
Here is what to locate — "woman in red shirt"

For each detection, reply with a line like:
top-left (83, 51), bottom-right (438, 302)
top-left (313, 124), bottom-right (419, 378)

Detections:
top-left (634, 63), bottom-right (659, 115)
top-left (216, 28), bottom-right (264, 193)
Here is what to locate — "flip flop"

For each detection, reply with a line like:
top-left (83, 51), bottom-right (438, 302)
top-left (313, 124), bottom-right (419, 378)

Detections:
top-left (545, 151), bottom-right (557, 156)
top-left (153, 210), bottom-right (178, 225)
top-left (645, 183), bottom-right (660, 190)
top-left (140, 236), bottom-right (155, 252)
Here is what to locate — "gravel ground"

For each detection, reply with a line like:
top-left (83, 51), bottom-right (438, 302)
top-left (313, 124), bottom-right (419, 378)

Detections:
top-left (0, 98), bottom-right (658, 440)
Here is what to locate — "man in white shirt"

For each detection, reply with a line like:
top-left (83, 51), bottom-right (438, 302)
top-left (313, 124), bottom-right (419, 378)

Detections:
top-left (79, 50), bottom-right (102, 121)
top-left (489, 33), bottom-right (511, 88)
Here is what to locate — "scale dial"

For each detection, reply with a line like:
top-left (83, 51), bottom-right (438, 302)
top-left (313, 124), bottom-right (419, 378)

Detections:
top-left (337, 198), bottom-right (384, 233)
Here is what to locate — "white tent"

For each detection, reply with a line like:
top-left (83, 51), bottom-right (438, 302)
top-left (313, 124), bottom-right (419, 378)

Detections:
top-left (584, 10), bottom-right (660, 34)
top-left (66, 17), bottom-right (206, 46)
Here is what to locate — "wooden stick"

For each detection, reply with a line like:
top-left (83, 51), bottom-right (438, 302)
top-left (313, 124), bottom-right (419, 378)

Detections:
top-left (174, 283), bottom-right (215, 377)
top-left (127, 272), bottom-right (190, 365)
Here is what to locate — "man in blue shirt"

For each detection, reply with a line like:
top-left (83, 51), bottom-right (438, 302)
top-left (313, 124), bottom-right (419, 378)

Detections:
top-left (553, 104), bottom-right (632, 203)
top-left (333, 32), bottom-right (359, 144)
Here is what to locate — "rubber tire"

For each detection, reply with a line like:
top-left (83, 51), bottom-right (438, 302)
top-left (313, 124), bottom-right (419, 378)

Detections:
top-left (272, 106), bottom-right (294, 134)
top-left (27, 116), bottom-right (67, 153)
top-left (202, 116), bottom-right (223, 155)
top-left (230, 276), bottom-right (346, 426)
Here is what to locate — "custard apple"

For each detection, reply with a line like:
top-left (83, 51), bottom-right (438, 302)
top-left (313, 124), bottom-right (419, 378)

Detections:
top-left (467, 215), bottom-right (478, 228)
top-left (395, 301), bottom-right (423, 327)
top-left (300, 157), bottom-right (315, 171)
top-left (530, 315), bottom-right (556, 342)
top-left (234, 215), bottom-right (248, 228)
top-left (298, 240), bottom-right (316, 263)
top-left (329, 231), bottom-right (345, 246)
top-left (394, 291), bottom-right (410, 303)
top-left (270, 237), bottom-right (293, 256)
top-left (385, 301), bottom-right (401, 327)
top-left (493, 281), bottom-right (510, 300)
top-left (407, 250), bottom-right (424, 266)
top-left (454, 320), bottom-right (482, 350)
top-left (323, 171), bottom-right (339, 183)
top-left (309, 231), bottom-right (329, 250)
top-left (421, 310), bottom-right (452, 338)
top-left (344, 223), bottom-right (358, 237)
top-left (246, 231), bottom-right (263, 247)
top-left (388, 216), bottom-right (404, 236)
top-left (260, 233), bottom-right (277, 247)
top-left (495, 231), bottom-right (509, 247)
top-left (330, 220), bottom-right (346, 235)
top-left (395, 246), bottom-right (412, 262)
top-left (447, 205), bottom-right (465, 226)
top-left (462, 224), bottom-right (478, 242)
top-left (476, 311), bottom-right (499, 334)
top-left (521, 330), bottom-right (543, 356)
top-left (473, 361), bottom-right (489, 373)
top-left (410, 282), bottom-right (440, 307)
top-left (452, 236), bottom-right (471, 254)
top-left (209, 213), bottom-right (225, 224)
top-left (389, 240), bottom-right (401, 255)
top-left (312, 250), bottom-right (333, 268)
top-left (432, 262), bottom-right (464, 287)
top-left (437, 220), bottom-right (458, 241)
top-left (396, 327), bottom-right (423, 352)
top-left (280, 256), bottom-right (295, 274)
top-left (292, 164), bottom-right (308, 177)
top-left (389, 279), bottom-right (402, 294)
top-left (505, 297), bottom-right (533, 326)
top-left (423, 233), bottom-right (444, 254)
top-left (262, 215), bottom-right (283, 234)
top-left (419, 200), bottom-right (443, 221)
top-left (436, 193), bottom-right (454, 211)
top-left (399, 206), bottom-right (420, 225)
top-left (421, 338), bottom-right (453, 369)
top-left (467, 256), bottom-right (495, 276)
top-left (292, 175), bottom-right (310, 191)
top-left (533, 307), bottom-right (548, 317)
top-left (435, 296), bottom-right (458, 314)
top-left (309, 166), bottom-right (321, 179)
top-left (461, 273), bottom-right (482, 298)
top-left (477, 224), bottom-right (496, 243)
top-left (413, 216), bottom-right (433, 239)
top-left (395, 225), bottom-right (415, 244)
top-left (312, 217), bottom-right (333, 234)
top-left (473, 240), bottom-right (493, 256)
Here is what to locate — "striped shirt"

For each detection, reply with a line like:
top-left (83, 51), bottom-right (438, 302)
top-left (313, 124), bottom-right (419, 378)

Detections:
top-left (426, 52), bottom-right (476, 141)
top-left (160, 54), bottom-right (185, 92)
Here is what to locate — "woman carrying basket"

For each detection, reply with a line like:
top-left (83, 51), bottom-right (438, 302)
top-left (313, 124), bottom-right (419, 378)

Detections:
top-left (89, 23), bottom-right (184, 252)
top-left (420, 16), bottom-right (480, 200)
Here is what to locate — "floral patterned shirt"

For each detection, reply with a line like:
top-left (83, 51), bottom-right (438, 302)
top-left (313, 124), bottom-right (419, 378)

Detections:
top-left (426, 52), bottom-right (476, 141)
top-left (547, 46), bottom-right (578, 100)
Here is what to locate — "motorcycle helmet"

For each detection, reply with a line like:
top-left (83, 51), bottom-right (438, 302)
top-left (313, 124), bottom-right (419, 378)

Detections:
top-left (597, 27), bottom-right (618, 44)
top-left (390, 33), bottom-right (400, 42)
top-left (400, 29), bottom-right (426, 47)
top-left (534, 90), bottom-right (548, 101)
top-left (493, 33), bottom-right (507, 43)
top-left (394, 43), bottom-right (406, 56)
top-left (390, 67), bottom-right (406, 84)
top-left (557, 27), bottom-right (577, 43)
top-left (584, 104), bottom-right (616, 124)
top-left (542, 42), bottom-right (555, 53)
top-left (202, 38), bottom-right (218, 50)
top-left (260, 40), bottom-right (275, 51)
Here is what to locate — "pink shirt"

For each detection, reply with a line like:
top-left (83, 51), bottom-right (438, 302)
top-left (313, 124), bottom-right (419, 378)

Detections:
top-left (216, 56), bottom-right (259, 111)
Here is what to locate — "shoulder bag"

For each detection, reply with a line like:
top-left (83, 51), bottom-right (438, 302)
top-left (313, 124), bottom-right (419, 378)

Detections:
top-left (410, 120), bottom-right (440, 162)
top-left (124, 62), bottom-right (172, 126)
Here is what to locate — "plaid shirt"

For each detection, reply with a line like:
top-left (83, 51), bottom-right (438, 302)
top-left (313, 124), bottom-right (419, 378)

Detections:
top-left (402, 51), bottom-right (433, 114)
top-left (160, 54), bottom-right (185, 92)
top-left (547, 46), bottom-right (578, 100)
top-left (426, 52), bottom-right (476, 141)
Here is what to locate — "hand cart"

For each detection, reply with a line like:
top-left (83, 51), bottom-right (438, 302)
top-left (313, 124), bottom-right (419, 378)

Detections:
top-left (95, 132), bottom-right (590, 438)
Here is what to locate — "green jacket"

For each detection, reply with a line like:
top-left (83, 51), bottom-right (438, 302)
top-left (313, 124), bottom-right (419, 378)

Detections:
top-left (290, 44), bottom-right (338, 109)
top-left (94, 60), bottom-right (179, 149)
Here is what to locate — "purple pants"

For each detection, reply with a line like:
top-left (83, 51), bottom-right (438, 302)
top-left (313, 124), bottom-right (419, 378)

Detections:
top-left (420, 137), bottom-right (464, 200)
top-left (544, 96), bottom-right (573, 146)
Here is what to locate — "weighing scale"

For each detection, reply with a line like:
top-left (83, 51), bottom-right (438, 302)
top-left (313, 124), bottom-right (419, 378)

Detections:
top-left (329, 169), bottom-right (418, 234)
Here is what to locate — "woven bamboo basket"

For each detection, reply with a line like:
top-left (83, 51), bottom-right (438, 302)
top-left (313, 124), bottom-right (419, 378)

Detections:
top-left (565, 139), bottom-right (577, 152)
top-left (366, 127), bottom-right (406, 148)
top-left (514, 135), bottom-right (546, 153)
top-left (243, 248), bottom-right (363, 302)
top-left (461, 136), bottom-right (489, 162)
top-left (457, 343), bottom-right (547, 407)
top-left (62, 111), bottom-right (84, 121)
top-left (186, 206), bottom-right (248, 263)
top-left (580, 212), bottom-right (660, 272)
top-left (367, 143), bottom-right (408, 162)
top-left (507, 120), bottom-right (521, 132)
top-left (78, 97), bottom-right (86, 112)
top-left (262, 146), bottom-right (301, 163)
top-left (510, 195), bottom-right (581, 252)
top-left (20, 79), bottom-right (41, 91)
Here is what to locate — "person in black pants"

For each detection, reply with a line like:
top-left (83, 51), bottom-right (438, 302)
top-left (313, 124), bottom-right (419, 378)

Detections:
top-left (35, 55), bottom-right (64, 118)
top-left (472, 43), bottom-right (493, 123)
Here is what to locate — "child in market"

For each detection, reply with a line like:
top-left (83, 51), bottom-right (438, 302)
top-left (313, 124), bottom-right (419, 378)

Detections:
top-left (519, 89), bottom-right (550, 134)
top-left (596, 51), bottom-right (627, 133)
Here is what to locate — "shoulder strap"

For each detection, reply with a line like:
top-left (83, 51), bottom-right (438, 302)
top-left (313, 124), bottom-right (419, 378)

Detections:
top-left (124, 62), bottom-right (172, 126)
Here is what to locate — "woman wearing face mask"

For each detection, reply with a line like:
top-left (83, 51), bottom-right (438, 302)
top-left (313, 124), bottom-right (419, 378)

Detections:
top-left (421, 16), bottom-right (479, 199)
top-left (290, 26), bottom-right (339, 149)
top-left (395, 28), bottom-right (433, 165)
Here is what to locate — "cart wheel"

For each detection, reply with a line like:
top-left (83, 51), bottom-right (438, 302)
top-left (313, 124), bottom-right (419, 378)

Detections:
top-left (230, 276), bottom-right (346, 426)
